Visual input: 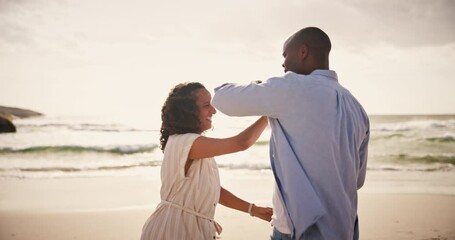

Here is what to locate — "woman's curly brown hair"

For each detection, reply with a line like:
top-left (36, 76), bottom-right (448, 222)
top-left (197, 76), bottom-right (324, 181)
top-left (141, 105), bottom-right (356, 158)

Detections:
top-left (160, 82), bottom-right (206, 151)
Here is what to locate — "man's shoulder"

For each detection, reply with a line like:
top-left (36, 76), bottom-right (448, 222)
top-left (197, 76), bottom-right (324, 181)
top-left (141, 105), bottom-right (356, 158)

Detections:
top-left (266, 72), bottom-right (305, 85)
top-left (274, 70), bottom-right (338, 82)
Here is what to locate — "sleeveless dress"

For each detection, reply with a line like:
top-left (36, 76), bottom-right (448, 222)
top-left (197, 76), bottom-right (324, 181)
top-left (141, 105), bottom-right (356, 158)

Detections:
top-left (140, 133), bottom-right (221, 240)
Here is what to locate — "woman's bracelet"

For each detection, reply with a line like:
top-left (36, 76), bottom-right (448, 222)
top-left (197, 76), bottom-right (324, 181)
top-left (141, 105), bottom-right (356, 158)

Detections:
top-left (248, 203), bottom-right (254, 216)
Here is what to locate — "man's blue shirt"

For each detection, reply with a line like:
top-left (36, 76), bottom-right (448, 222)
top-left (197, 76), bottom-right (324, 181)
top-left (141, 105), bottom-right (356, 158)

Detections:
top-left (213, 70), bottom-right (369, 239)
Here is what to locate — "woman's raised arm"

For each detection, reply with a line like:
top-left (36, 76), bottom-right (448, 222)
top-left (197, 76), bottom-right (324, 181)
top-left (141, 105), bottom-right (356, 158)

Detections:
top-left (188, 116), bottom-right (268, 160)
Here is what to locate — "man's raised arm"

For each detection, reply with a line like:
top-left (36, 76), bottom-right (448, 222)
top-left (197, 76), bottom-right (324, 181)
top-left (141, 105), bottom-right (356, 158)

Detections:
top-left (212, 78), bottom-right (287, 117)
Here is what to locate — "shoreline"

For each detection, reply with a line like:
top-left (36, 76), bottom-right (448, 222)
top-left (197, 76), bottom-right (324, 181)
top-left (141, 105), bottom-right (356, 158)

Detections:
top-left (0, 169), bottom-right (454, 239)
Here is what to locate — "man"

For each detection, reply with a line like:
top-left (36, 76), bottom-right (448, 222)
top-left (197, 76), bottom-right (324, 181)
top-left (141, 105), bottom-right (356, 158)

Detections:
top-left (212, 27), bottom-right (369, 240)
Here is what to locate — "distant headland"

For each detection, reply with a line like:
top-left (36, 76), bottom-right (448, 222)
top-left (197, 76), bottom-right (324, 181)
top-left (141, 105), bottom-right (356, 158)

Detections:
top-left (0, 106), bottom-right (43, 133)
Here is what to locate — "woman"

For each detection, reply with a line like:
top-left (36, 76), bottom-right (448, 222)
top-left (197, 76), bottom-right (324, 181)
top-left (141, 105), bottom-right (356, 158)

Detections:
top-left (141, 82), bottom-right (272, 240)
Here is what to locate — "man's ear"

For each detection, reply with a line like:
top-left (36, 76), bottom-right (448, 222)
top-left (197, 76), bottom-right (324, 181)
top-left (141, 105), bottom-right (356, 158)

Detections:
top-left (299, 44), bottom-right (309, 60)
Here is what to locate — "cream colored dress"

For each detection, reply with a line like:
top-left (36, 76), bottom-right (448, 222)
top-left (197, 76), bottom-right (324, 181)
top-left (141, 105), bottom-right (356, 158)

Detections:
top-left (141, 133), bottom-right (221, 240)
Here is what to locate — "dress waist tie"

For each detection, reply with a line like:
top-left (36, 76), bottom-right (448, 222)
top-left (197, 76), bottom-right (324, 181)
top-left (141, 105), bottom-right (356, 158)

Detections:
top-left (159, 200), bottom-right (223, 235)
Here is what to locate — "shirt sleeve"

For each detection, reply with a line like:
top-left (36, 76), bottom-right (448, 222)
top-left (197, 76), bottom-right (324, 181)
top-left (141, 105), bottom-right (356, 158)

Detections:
top-left (357, 129), bottom-right (369, 189)
top-left (212, 76), bottom-right (291, 118)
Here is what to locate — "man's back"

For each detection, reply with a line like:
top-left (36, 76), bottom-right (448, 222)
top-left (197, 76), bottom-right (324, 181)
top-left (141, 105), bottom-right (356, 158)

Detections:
top-left (213, 70), bottom-right (369, 239)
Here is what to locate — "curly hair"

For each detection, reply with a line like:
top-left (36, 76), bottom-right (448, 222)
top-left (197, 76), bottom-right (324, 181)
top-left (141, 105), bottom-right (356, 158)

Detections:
top-left (159, 82), bottom-right (206, 151)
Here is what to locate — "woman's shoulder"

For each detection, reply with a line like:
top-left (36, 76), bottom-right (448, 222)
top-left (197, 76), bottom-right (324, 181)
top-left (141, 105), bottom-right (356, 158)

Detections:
top-left (169, 132), bottom-right (201, 139)
top-left (164, 133), bottom-right (208, 161)
top-left (167, 133), bottom-right (201, 146)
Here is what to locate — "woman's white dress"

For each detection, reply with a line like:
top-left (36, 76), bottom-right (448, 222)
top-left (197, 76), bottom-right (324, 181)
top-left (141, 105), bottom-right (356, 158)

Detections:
top-left (141, 133), bottom-right (221, 240)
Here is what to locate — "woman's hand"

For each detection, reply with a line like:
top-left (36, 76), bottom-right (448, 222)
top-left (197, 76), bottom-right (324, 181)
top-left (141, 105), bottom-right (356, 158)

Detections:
top-left (252, 205), bottom-right (273, 222)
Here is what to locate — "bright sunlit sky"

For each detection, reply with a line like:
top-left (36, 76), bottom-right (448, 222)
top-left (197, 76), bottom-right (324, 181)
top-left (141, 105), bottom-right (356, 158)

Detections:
top-left (1, 0), bottom-right (455, 124)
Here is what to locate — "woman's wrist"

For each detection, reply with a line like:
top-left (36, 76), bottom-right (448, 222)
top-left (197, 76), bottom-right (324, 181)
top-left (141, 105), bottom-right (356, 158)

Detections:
top-left (260, 116), bottom-right (268, 124)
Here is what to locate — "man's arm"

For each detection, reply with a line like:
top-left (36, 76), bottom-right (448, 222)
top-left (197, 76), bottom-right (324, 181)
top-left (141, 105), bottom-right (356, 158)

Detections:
top-left (212, 78), bottom-right (289, 117)
top-left (357, 129), bottom-right (369, 189)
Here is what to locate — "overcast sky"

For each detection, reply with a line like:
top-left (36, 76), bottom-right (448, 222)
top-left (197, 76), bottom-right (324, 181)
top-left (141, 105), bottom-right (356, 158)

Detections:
top-left (1, 0), bottom-right (454, 123)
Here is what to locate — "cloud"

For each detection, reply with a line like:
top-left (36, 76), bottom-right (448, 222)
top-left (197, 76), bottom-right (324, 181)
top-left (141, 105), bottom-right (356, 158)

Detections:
top-left (0, 0), bottom-right (71, 54)
top-left (186, 0), bottom-right (455, 62)
top-left (337, 0), bottom-right (455, 47)
top-left (0, 0), bottom-right (36, 48)
top-left (209, 0), bottom-right (455, 49)
top-left (0, 20), bottom-right (33, 47)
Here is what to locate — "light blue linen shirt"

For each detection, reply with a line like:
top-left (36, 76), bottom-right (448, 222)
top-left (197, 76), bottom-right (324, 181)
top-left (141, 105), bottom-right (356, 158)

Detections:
top-left (212, 70), bottom-right (369, 240)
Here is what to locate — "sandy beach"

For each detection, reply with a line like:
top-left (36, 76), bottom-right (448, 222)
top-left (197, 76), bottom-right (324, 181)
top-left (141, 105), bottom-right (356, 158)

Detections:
top-left (0, 169), bottom-right (454, 240)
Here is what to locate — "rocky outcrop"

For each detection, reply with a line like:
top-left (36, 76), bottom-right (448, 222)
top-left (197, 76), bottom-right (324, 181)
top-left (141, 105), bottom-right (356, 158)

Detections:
top-left (0, 106), bottom-right (43, 133)
top-left (0, 114), bottom-right (16, 133)
top-left (0, 106), bottom-right (43, 118)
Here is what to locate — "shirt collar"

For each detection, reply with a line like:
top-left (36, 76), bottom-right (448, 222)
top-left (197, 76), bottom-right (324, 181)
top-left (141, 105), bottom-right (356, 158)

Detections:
top-left (311, 69), bottom-right (338, 81)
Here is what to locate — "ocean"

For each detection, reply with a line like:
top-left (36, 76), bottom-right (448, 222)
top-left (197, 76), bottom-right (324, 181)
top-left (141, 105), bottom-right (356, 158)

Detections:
top-left (0, 114), bottom-right (454, 179)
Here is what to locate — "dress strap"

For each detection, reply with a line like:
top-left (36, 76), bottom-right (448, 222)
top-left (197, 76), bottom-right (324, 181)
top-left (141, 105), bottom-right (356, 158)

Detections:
top-left (159, 201), bottom-right (223, 234)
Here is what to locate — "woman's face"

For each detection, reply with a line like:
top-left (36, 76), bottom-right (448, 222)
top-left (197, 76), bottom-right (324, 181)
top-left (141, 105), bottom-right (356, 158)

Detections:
top-left (195, 88), bottom-right (216, 132)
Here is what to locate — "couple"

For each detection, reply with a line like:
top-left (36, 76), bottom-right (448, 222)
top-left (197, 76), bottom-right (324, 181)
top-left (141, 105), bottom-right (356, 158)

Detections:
top-left (141, 27), bottom-right (370, 240)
